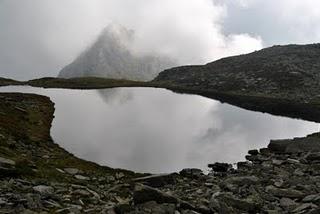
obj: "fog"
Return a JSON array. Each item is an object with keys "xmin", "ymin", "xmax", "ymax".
[
  {"xmin": 1, "ymin": 0, "xmax": 262, "ymax": 80},
  {"xmin": 1, "ymin": 0, "xmax": 320, "ymax": 80}
]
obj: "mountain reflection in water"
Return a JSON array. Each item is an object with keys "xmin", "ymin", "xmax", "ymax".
[{"xmin": 0, "ymin": 86, "xmax": 318, "ymax": 173}]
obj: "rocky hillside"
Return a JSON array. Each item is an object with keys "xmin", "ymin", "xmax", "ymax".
[
  {"xmin": 154, "ymin": 44, "xmax": 320, "ymax": 102},
  {"xmin": 59, "ymin": 24, "xmax": 176, "ymax": 81}
]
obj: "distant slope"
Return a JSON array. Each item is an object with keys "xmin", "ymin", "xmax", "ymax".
[
  {"xmin": 154, "ymin": 44, "xmax": 320, "ymax": 101},
  {"xmin": 59, "ymin": 24, "xmax": 176, "ymax": 81}
]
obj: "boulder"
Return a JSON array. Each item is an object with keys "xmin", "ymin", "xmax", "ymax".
[
  {"xmin": 279, "ymin": 197, "xmax": 298, "ymax": 210},
  {"xmin": 133, "ymin": 184, "xmax": 178, "ymax": 205},
  {"xmin": 248, "ymin": 150, "xmax": 259, "ymax": 155},
  {"xmin": 208, "ymin": 163, "xmax": 232, "ymax": 173},
  {"xmin": 179, "ymin": 169, "xmax": 203, "ymax": 179}
]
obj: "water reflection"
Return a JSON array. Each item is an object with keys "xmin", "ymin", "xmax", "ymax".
[{"xmin": 0, "ymin": 86, "xmax": 318, "ymax": 173}]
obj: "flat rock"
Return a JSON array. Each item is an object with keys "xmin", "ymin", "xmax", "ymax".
[
  {"xmin": 33, "ymin": 185, "xmax": 54, "ymax": 195},
  {"xmin": 0, "ymin": 157, "xmax": 15, "ymax": 166},
  {"xmin": 302, "ymin": 194, "xmax": 320, "ymax": 202},
  {"xmin": 292, "ymin": 203, "xmax": 318, "ymax": 213},
  {"xmin": 64, "ymin": 168, "xmax": 80, "ymax": 175},
  {"xmin": 75, "ymin": 175, "xmax": 90, "ymax": 181}
]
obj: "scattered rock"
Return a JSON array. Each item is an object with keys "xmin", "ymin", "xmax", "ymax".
[
  {"xmin": 225, "ymin": 176, "xmax": 259, "ymax": 186},
  {"xmin": 305, "ymin": 152, "xmax": 320, "ymax": 162},
  {"xmin": 292, "ymin": 203, "xmax": 318, "ymax": 213},
  {"xmin": 266, "ymin": 186, "xmax": 305, "ymax": 198},
  {"xmin": 64, "ymin": 168, "xmax": 80, "ymax": 175},
  {"xmin": 0, "ymin": 157, "xmax": 15, "ymax": 166},
  {"xmin": 74, "ymin": 175, "xmax": 90, "ymax": 181},
  {"xmin": 33, "ymin": 185, "xmax": 54, "ymax": 195}
]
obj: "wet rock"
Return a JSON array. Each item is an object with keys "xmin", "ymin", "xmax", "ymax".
[{"xmin": 133, "ymin": 174, "xmax": 176, "ymax": 187}]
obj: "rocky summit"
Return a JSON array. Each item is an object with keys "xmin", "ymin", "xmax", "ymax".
[{"xmin": 1, "ymin": 92, "xmax": 320, "ymax": 213}]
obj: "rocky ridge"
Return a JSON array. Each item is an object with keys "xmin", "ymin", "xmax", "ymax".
[{"xmin": 154, "ymin": 44, "xmax": 320, "ymax": 103}]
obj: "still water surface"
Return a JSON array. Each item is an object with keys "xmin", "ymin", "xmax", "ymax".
[{"xmin": 0, "ymin": 86, "xmax": 319, "ymax": 173}]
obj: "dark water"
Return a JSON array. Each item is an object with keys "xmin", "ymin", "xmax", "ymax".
[{"xmin": 0, "ymin": 86, "xmax": 318, "ymax": 173}]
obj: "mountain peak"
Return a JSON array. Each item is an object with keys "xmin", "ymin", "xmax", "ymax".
[{"xmin": 58, "ymin": 24, "xmax": 176, "ymax": 81}]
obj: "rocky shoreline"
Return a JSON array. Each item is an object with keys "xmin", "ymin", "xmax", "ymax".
[{"xmin": 0, "ymin": 92, "xmax": 320, "ymax": 213}]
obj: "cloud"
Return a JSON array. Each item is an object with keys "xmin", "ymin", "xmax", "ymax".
[
  {"xmin": 4, "ymin": 0, "xmax": 320, "ymax": 80},
  {"xmin": 0, "ymin": 0, "xmax": 262, "ymax": 80},
  {"xmin": 222, "ymin": 0, "xmax": 320, "ymax": 46}
]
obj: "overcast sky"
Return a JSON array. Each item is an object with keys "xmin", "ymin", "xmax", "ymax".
[{"xmin": 1, "ymin": 0, "xmax": 320, "ymax": 80}]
